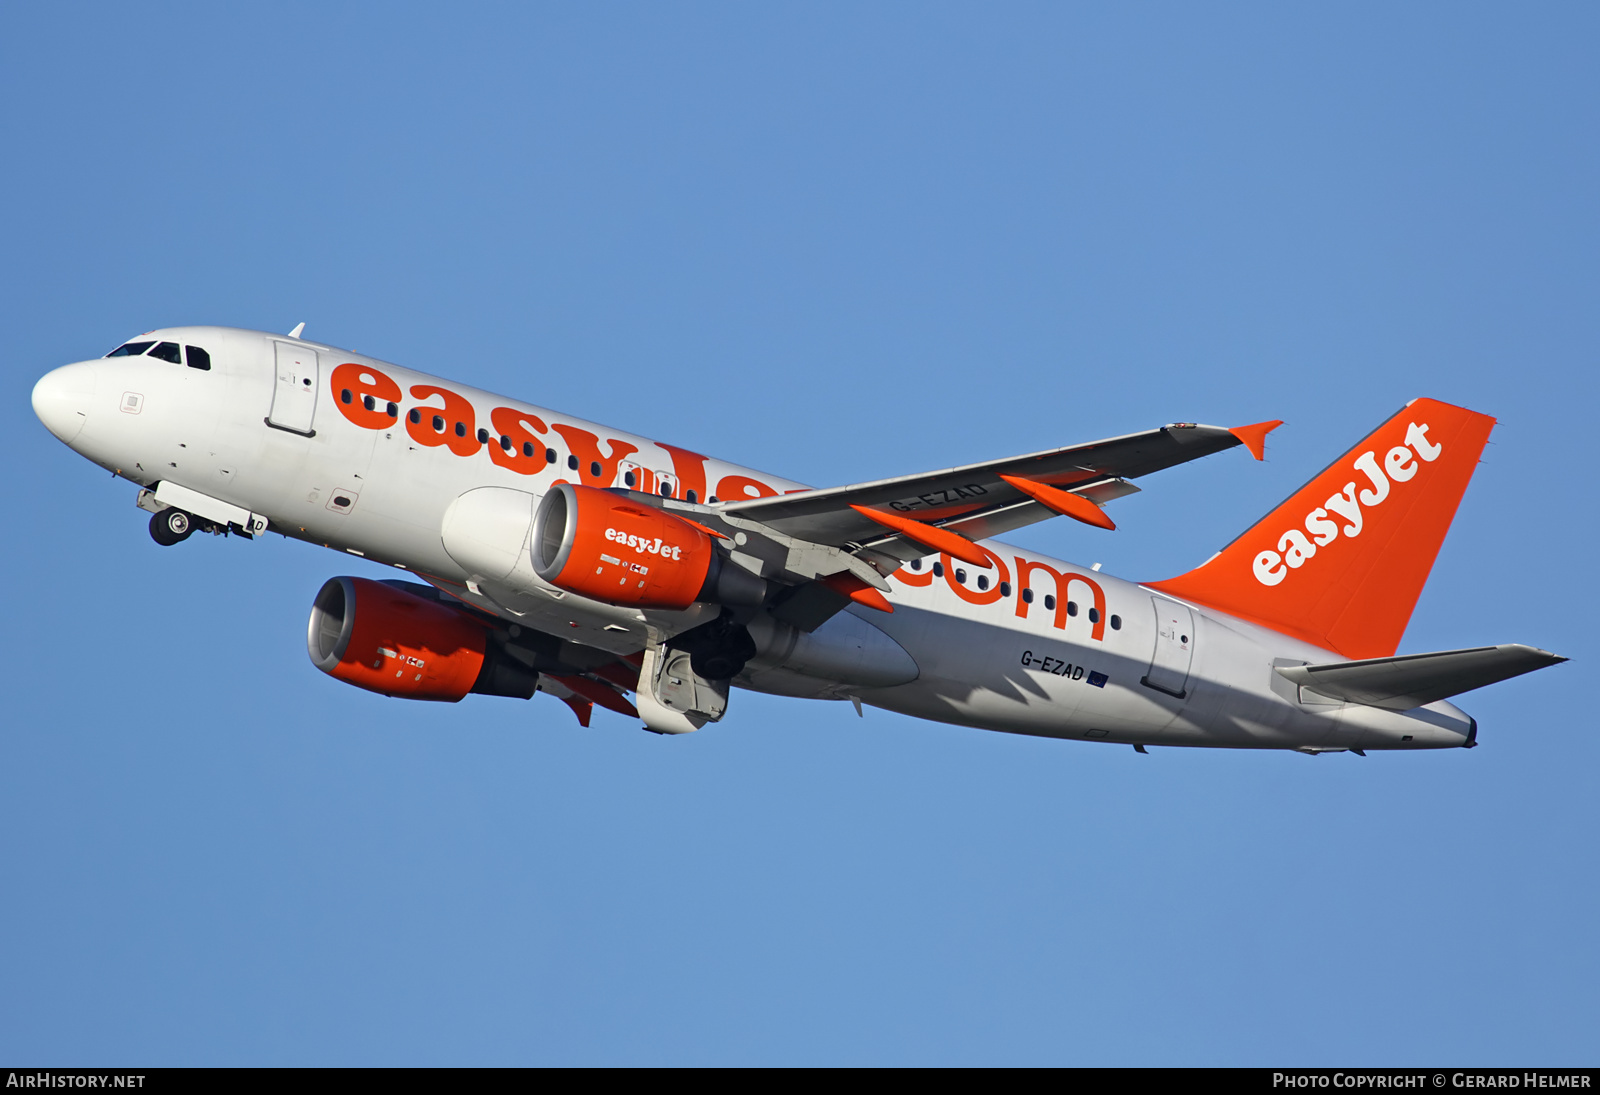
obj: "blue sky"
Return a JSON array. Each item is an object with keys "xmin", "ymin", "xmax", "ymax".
[{"xmin": 2, "ymin": 2, "xmax": 1595, "ymax": 1065}]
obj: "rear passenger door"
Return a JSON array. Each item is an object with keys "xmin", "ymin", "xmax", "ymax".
[{"xmin": 1141, "ymin": 597, "xmax": 1195, "ymax": 698}]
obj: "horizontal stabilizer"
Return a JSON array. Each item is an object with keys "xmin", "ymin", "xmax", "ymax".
[{"xmin": 1275, "ymin": 644, "xmax": 1566, "ymax": 711}]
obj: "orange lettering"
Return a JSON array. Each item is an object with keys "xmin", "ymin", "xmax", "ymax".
[
  {"xmin": 406, "ymin": 385, "xmax": 481, "ymax": 457},
  {"xmin": 1014, "ymin": 558, "xmax": 1107, "ymax": 639},
  {"xmin": 891, "ymin": 561, "xmax": 935, "ymax": 587},
  {"xmin": 551, "ymin": 425, "xmax": 638, "ymax": 487},
  {"xmin": 329, "ymin": 363, "xmax": 401, "ymax": 430},
  {"xmin": 488, "ymin": 407, "xmax": 551, "ymax": 476},
  {"xmin": 716, "ymin": 475, "xmax": 778, "ymax": 501},
  {"xmin": 942, "ymin": 548, "xmax": 1011, "ymax": 605},
  {"xmin": 657, "ymin": 444, "xmax": 709, "ymax": 503}
]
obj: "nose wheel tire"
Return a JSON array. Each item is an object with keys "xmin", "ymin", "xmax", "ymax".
[{"xmin": 149, "ymin": 508, "xmax": 194, "ymax": 546}]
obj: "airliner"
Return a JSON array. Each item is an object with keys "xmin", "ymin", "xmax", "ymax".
[{"xmin": 30, "ymin": 325, "xmax": 1564, "ymax": 750}]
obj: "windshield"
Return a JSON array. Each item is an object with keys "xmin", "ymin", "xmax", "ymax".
[{"xmin": 106, "ymin": 341, "xmax": 155, "ymax": 357}]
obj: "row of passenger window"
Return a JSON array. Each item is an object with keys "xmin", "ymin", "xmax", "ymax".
[
  {"xmin": 338, "ymin": 387, "xmax": 704, "ymax": 500},
  {"xmin": 907, "ymin": 557, "xmax": 1123, "ymax": 629},
  {"xmin": 106, "ymin": 340, "xmax": 212, "ymax": 370}
]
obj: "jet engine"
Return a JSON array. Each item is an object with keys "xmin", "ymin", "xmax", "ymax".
[
  {"xmin": 306, "ymin": 576, "xmax": 538, "ymax": 701},
  {"xmin": 531, "ymin": 483, "xmax": 767, "ymax": 610}
]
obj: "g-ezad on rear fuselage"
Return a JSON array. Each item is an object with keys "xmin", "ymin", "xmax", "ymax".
[{"xmin": 32, "ymin": 326, "xmax": 1564, "ymax": 751}]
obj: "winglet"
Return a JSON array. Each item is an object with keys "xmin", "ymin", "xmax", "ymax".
[
  {"xmin": 1228, "ymin": 420, "xmax": 1283, "ymax": 461},
  {"xmin": 998, "ymin": 474, "xmax": 1116, "ymax": 530}
]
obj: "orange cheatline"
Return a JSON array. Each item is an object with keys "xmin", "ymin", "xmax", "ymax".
[
  {"xmin": 848, "ymin": 505, "xmax": 993, "ymax": 569},
  {"xmin": 998, "ymin": 474, "xmax": 1116, "ymax": 531},
  {"xmin": 821, "ymin": 572, "xmax": 893, "ymax": 613},
  {"xmin": 1227, "ymin": 419, "xmax": 1284, "ymax": 461},
  {"xmin": 551, "ymin": 674, "xmax": 640, "ymax": 719}
]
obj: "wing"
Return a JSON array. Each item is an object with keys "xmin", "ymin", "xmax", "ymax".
[
  {"xmin": 719, "ymin": 421, "xmax": 1275, "ymax": 562},
  {"xmin": 422, "ymin": 420, "xmax": 1279, "ymax": 641}
]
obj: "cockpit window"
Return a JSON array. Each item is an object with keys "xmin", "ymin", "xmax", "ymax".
[
  {"xmin": 185, "ymin": 345, "xmax": 211, "ymax": 371},
  {"xmin": 106, "ymin": 341, "xmax": 156, "ymax": 357},
  {"xmin": 149, "ymin": 342, "xmax": 183, "ymax": 364}
]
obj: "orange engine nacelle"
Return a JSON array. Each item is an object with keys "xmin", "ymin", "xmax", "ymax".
[
  {"xmin": 307, "ymin": 576, "xmax": 492, "ymax": 701},
  {"xmin": 531, "ymin": 483, "xmax": 718, "ymax": 610}
]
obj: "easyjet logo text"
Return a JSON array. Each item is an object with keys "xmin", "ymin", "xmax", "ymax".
[
  {"xmin": 327, "ymin": 362, "xmax": 785, "ymax": 503},
  {"xmin": 605, "ymin": 528, "xmax": 685, "ymax": 561},
  {"xmin": 893, "ymin": 548, "xmax": 1108, "ymax": 641},
  {"xmin": 1253, "ymin": 421, "xmax": 1443, "ymax": 587}
]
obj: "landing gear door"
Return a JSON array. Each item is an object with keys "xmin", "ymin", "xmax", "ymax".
[
  {"xmin": 1141, "ymin": 597, "xmax": 1195, "ymax": 698},
  {"xmin": 268, "ymin": 342, "xmax": 319, "ymax": 436}
]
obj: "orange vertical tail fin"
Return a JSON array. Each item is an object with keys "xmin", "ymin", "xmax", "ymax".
[{"xmin": 1147, "ymin": 398, "xmax": 1495, "ymax": 659}]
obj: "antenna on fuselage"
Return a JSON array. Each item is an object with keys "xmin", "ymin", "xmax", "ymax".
[{"xmin": 287, "ymin": 322, "xmax": 306, "ymax": 339}]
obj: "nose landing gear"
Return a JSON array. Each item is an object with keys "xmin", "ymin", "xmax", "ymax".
[{"xmin": 149, "ymin": 508, "xmax": 194, "ymax": 546}]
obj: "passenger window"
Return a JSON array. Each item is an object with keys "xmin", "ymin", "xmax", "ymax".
[
  {"xmin": 1088, "ymin": 607, "xmax": 1100, "ymax": 624},
  {"xmin": 977, "ymin": 574, "xmax": 989, "ymax": 591},
  {"xmin": 476, "ymin": 428, "xmax": 490, "ymax": 443},
  {"xmin": 624, "ymin": 471, "xmax": 636, "ymax": 487},
  {"xmin": 909, "ymin": 559, "xmax": 922, "ymax": 571},
  {"xmin": 955, "ymin": 568, "xmax": 967, "ymax": 584},
  {"xmin": 590, "ymin": 461, "xmax": 602, "ymax": 478},
  {"xmin": 409, "ymin": 409, "xmax": 421, "ymax": 424},
  {"xmin": 685, "ymin": 490, "xmax": 698, "ymax": 504},
  {"xmin": 455, "ymin": 422, "xmax": 467, "ymax": 437},
  {"xmin": 932, "ymin": 562, "xmax": 944, "ymax": 578},
  {"xmin": 546, "ymin": 448, "xmax": 557, "ymax": 464},
  {"xmin": 1044, "ymin": 595, "xmax": 1056, "ymax": 610},
  {"xmin": 1110, "ymin": 614, "xmax": 1122, "ymax": 630},
  {"xmin": 1067, "ymin": 601, "xmax": 1078, "ymax": 617},
  {"xmin": 184, "ymin": 345, "xmax": 211, "ymax": 370},
  {"xmin": 999, "ymin": 581, "xmax": 1011, "ymax": 597},
  {"xmin": 340, "ymin": 389, "xmax": 353, "ymax": 404},
  {"xmin": 522, "ymin": 442, "xmax": 535, "ymax": 458},
  {"xmin": 387, "ymin": 402, "xmax": 398, "ymax": 418},
  {"xmin": 106, "ymin": 341, "xmax": 155, "ymax": 357},
  {"xmin": 432, "ymin": 415, "xmax": 445, "ymax": 431},
  {"xmin": 567, "ymin": 455, "xmax": 578, "ymax": 470},
  {"xmin": 659, "ymin": 482, "xmax": 672, "ymax": 497},
  {"xmin": 363, "ymin": 395, "xmax": 376, "ymax": 411},
  {"xmin": 1022, "ymin": 588, "xmax": 1034, "ymax": 604},
  {"xmin": 149, "ymin": 342, "xmax": 182, "ymax": 364},
  {"xmin": 499, "ymin": 435, "xmax": 511, "ymax": 451}
]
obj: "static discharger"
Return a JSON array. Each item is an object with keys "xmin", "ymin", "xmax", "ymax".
[
  {"xmin": 998, "ymin": 474, "xmax": 1116, "ymax": 531},
  {"xmin": 849, "ymin": 505, "xmax": 992, "ymax": 569}
]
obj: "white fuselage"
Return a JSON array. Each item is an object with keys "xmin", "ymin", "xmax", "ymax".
[{"xmin": 33, "ymin": 326, "xmax": 1474, "ymax": 752}]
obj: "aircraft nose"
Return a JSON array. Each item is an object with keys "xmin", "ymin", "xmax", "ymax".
[{"xmin": 32, "ymin": 362, "xmax": 96, "ymax": 443}]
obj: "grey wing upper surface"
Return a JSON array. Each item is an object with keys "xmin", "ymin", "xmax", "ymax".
[{"xmin": 718, "ymin": 422, "xmax": 1249, "ymax": 561}]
